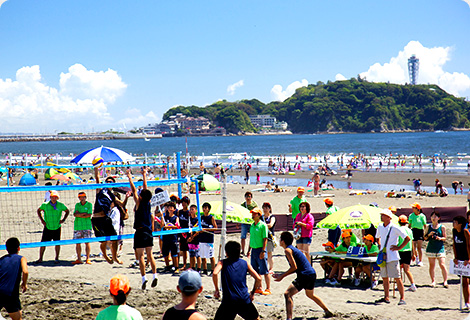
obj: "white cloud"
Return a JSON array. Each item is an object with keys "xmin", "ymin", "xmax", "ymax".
[
  {"xmin": 0, "ymin": 64, "xmax": 128, "ymax": 133},
  {"xmin": 335, "ymin": 73, "xmax": 347, "ymax": 81},
  {"xmin": 0, "ymin": 0, "xmax": 7, "ymax": 9},
  {"xmin": 271, "ymin": 79, "xmax": 308, "ymax": 102},
  {"xmin": 227, "ymin": 80, "xmax": 244, "ymax": 95},
  {"xmin": 117, "ymin": 108, "xmax": 160, "ymax": 131},
  {"xmin": 360, "ymin": 40, "xmax": 470, "ymax": 97},
  {"xmin": 463, "ymin": 0, "xmax": 470, "ymax": 9}
]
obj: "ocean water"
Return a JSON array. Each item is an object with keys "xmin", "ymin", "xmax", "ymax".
[{"xmin": 1, "ymin": 131, "xmax": 469, "ymax": 157}]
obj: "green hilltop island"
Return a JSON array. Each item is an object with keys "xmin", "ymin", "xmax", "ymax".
[{"xmin": 145, "ymin": 78, "xmax": 470, "ymax": 136}]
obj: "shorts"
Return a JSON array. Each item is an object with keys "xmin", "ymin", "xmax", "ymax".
[
  {"xmin": 199, "ymin": 243, "xmax": 214, "ymax": 259},
  {"xmin": 162, "ymin": 241, "xmax": 179, "ymax": 257},
  {"xmin": 380, "ymin": 260, "xmax": 401, "ymax": 279},
  {"xmin": 92, "ymin": 216, "xmax": 117, "ymax": 240},
  {"xmin": 41, "ymin": 227, "xmax": 61, "ymax": 242},
  {"xmin": 73, "ymin": 229, "xmax": 93, "ymax": 240},
  {"xmin": 266, "ymin": 240, "xmax": 274, "ymax": 253},
  {"xmin": 214, "ymin": 300, "xmax": 259, "ymax": 320},
  {"xmin": 188, "ymin": 244, "xmax": 200, "ymax": 258},
  {"xmin": 0, "ymin": 292, "xmax": 21, "ymax": 313},
  {"xmin": 412, "ymin": 228, "xmax": 424, "ymax": 241},
  {"xmin": 399, "ymin": 251, "xmax": 412, "ymax": 265},
  {"xmin": 292, "ymin": 273, "xmax": 316, "ymax": 291},
  {"xmin": 179, "ymin": 234, "xmax": 189, "ymax": 251},
  {"xmin": 133, "ymin": 229, "xmax": 153, "ymax": 249},
  {"xmin": 250, "ymin": 248, "xmax": 268, "ymax": 275},
  {"xmin": 425, "ymin": 251, "xmax": 446, "ymax": 258},
  {"xmin": 296, "ymin": 236, "xmax": 312, "ymax": 244},
  {"xmin": 241, "ymin": 224, "xmax": 250, "ymax": 240}
]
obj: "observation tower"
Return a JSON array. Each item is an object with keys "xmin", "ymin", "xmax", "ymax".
[{"xmin": 408, "ymin": 55, "xmax": 419, "ymax": 85}]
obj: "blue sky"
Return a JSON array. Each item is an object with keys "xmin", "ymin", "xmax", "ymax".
[{"xmin": 0, "ymin": 0, "xmax": 469, "ymax": 133}]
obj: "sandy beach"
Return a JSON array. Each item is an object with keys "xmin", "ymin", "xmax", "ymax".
[{"xmin": 2, "ymin": 169, "xmax": 470, "ymax": 320}]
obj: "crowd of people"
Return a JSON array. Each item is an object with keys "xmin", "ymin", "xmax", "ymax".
[{"xmin": 2, "ymin": 168, "xmax": 470, "ymax": 319}]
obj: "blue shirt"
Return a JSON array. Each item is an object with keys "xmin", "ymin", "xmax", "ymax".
[
  {"xmin": 178, "ymin": 209, "xmax": 190, "ymax": 229},
  {"xmin": 134, "ymin": 200, "xmax": 152, "ymax": 232},
  {"xmin": 162, "ymin": 214, "xmax": 178, "ymax": 243},
  {"xmin": 199, "ymin": 214, "xmax": 214, "ymax": 244},
  {"xmin": 0, "ymin": 254, "xmax": 22, "ymax": 296},
  {"xmin": 221, "ymin": 258, "xmax": 250, "ymax": 304},
  {"xmin": 287, "ymin": 245, "xmax": 316, "ymax": 277}
]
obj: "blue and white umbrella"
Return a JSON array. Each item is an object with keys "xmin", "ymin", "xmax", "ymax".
[{"xmin": 70, "ymin": 146, "xmax": 134, "ymax": 164}]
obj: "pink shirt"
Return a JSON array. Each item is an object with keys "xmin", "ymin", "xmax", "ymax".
[{"xmin": 294, "ymin": 212, "xmax": 314, "ymax": 238}]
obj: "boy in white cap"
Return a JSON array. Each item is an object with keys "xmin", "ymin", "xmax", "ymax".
[{"xmin": 162, "ymin": 270, "xmax": 206, "ymax": 320}]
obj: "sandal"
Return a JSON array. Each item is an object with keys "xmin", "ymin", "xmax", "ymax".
[{"xmin": 375, "ymin": 297, "xmax": 390, "ymax": 304}]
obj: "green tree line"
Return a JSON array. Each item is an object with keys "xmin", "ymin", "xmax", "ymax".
[{"xmin": 163, "ymin": 79, "xmax": 470, "ymax": 134}]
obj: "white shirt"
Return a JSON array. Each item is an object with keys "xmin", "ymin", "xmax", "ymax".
[
  {"xmin": 376, "ymin": 223, "xmax": 407, "ymax": 262},
  {"xmin": 109, "ymin": 207, "xmax": 121, "ymax": 234}
]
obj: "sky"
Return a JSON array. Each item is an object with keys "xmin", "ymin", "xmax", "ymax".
[{"xmin": 0, "ymin": 0, "xmax": 469, "ymax": 133}]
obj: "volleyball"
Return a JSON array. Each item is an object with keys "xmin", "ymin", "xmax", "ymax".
[{"xmin": 92, "ymin": 156, "xmax": 104, "ymax": 168}]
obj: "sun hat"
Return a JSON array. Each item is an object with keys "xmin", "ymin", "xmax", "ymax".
[
  {"xmin": 380, "ymin": 209, "xmax": 394, "ymax": 218},
  {"xmin": 388, "ymin": 205, "xmax": 397, "ymax": 212},
  {"xmin": 341, "ymin": 231, "xmax": 352, "ymax": 238},
  {"xmin": 250, "ymin": 208, "xmax": 263, "ymax": 216},
  {"xmin": 178, "ymin": 270, "xmax": 202, "ymax": 294},
  {"xmin": 50, "ymin": 190, "xmax": 59, "ymax": 199},
  {"xmin": 411, "ymin": 202, "xmax": 422, "ymax": 210},
  {"xmin": 110, "ymin": 274, "xmax": 130, "ymax": 295},
  {"xmin": 363, "ymin": 234, "xmax": 374, "ymax": 242},
  {"xmin": 297, "ymin": 186, "xmax": 305, "ymax": 192},
  {"xmin": 398, "ymin": 215, "xmax": 408, "ymax": 223},
  {"xmin": 322, "ymin": 241, "xmax": 336, "ymax": 249},
  {"xmin": 324, "ymin": 198, "xmax": 333, "ymax": 205}
]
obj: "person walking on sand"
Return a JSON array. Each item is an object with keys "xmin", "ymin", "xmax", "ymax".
[
  {"xmin": 274, "ymin": 231, "xmax": 334, "ymax": 319},
  {"xmin": 452, "ymin": 216, "xmax": 470, "ymax": 309},
  {"xmin": 96, "ymin": 274, "xmax": 142, "ymax": 320},
  {"xmin": 424, "ymin": 211, "xmax": 448, "ymax": 288},
  {"xmin": 261, "ymin": 202, "xmax": 276, "ymax": 272},
  {"xmin": 288, "ymin": 187, "xmax": 306, "ymax": 221},
  {"xmin": 162, "ymin": 270, "xmax": 207, "ymax": 320},
  {"xmin": 126, "ymin": 169, "xmax": 158, "ymax": 290},
  {"xmin": 294, "ymin": 202, "xmax": 314, "ymax": 260},
  {"xmin": 247, "ymin": 208, "xmax": 271, "ymax": 295},
  {"xmin": 0, "ymin": 238, "xmax": 28, "ymax": 320},
  {"xmin": 212, "ymin": 241, "xmax": 262, "ymax": 320},
  {"xmin": 375, "ymin": 209, "xmax": 410, "ymax": 306},
  {"xmin": 409, "ymin": 202, "xmax": 426, "ymax": 266},
  {"xmin": 36, "ymin": 190, "xmax": 70, "ymax": 264},
  {"xmin": 72, "ymin": 192, "xmax": 93, "ymax": 265}
]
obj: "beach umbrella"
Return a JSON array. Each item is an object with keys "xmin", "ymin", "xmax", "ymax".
[
  {"xmin": 44, "ymin": 168, "xmax": 60, "ymax": 180},
  {"xmin": 51, "ymin": 174, "xmax": 71, "ymax": 181},
  {"xmin": 196, "ymin": 174, "xmax": 220, "ymax": 191},
  {"xmin": 19, "ymin": 173, "xmax": 37, "ymax": 186},
  {"xmin": 316, "ymin": 204, "xmax": 398, "ymax": 230},
  {"xmin": 202, "ymin": 201, "xmax": 253, "ymax": 224},
  {"xmin": 70, "ymin": 146, "xmax": 134, "ymax": 164},
  {"xmin": 64, "ymin": 172, "xmax": 81, "ymax": 181}
]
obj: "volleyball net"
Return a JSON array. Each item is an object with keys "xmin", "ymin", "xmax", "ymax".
[{"xmin": 0, "ymin": 163, "xmax": 202, "ymax": 251}]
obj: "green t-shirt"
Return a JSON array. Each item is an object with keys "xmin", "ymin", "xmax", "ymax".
[
  {"xmin": 241, "ymin": 200, "xmax": 258, "ymax": 211},
  {"xmin": 365, "ymin": 244, "xmax": 379, "ymax": 255},
  {"xmin": 95, "ymin": 305, "xmax": 143, "ymax": 320},
  {"xmin": 326, "ymin": 206, "xmax": 339, "ymax": 216},
  {"xmin": 409, "ymin": 213, "xmax": 427, "ymax": 229},
  {"xmin": 249, "ymin": 220, "xmax": 268, "ymax": 249},
  {"xmin": 39, "ymin": 201, "xmax": 68, "ymax": 230},
  {"xmin": 398, "ymin": 226, "xmax": 413, "ymax": 252},
  {"xmin": 74, "ymin": 201, "xmax": 93, "ymax": 231},
  {"xmin": 290, "ymin": 196, "xmax": 306, "ymax": 219}
]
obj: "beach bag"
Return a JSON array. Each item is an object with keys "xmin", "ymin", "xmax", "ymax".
[
  {"xmin": 376, "ymin": 249, "xmax": 387, "ymax": 268},
  {"xmin": 376, "ymin": 228, "xmax": 392, "ymax": 268},
  {"xmin": 293, "ymin": 227, "xmax": 302, "ymax": 240}
]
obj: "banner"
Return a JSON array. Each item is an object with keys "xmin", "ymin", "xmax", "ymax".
[{"xmin": 151, "ymin": 190, "xmax": 170, "ymax": 207}]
